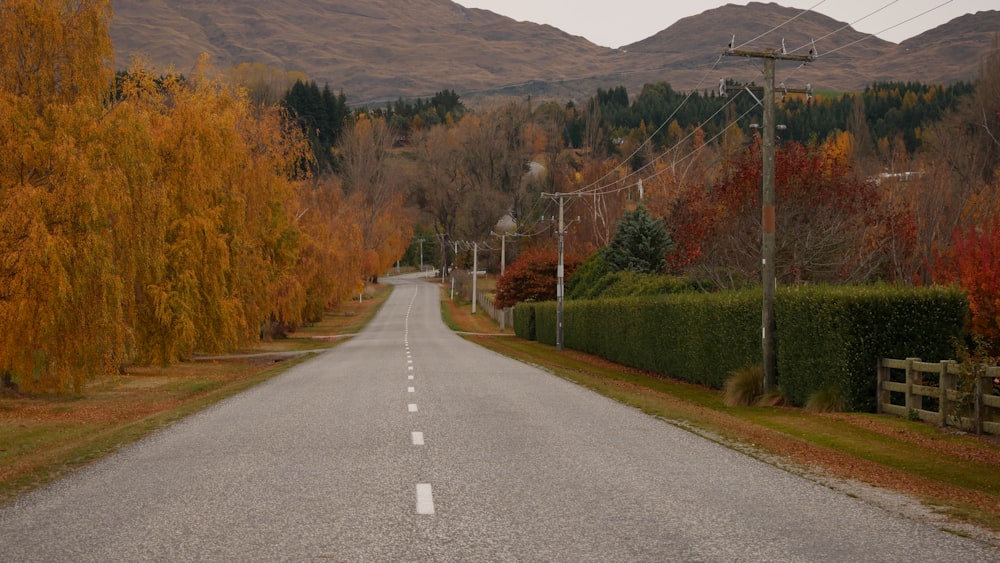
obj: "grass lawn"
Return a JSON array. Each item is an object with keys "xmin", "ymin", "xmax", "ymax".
[
  {"xmin": 441, "ymin": 283, "xmax": 1000, "ymax": 538},
  {"xmin": 0, "ymin": 284, "xmax": 392, "ymax": 506}
]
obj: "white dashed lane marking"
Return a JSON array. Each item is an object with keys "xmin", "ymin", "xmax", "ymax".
[
  {"xmin": 408, "ymin": 403, "xmax": 418, "ymax": 413},
  {"xmin": 411, "ymin": 431, "xmax": 424, "ymax": 445},
  {"xmin": 416, "ymin": 484, "xmax": 435, "ymax": 515}
]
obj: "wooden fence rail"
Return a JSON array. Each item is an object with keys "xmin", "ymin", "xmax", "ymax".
[
  {"xmin": 877, "ymin": 358, "xmax": 1000, "ymax": 434},
  {"xmin": 476, "ymin": 291, "xmax": 514, "ymax": 331}
]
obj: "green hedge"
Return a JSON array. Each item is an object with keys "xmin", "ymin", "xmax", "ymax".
[
  {"xmin": 537, "ymin": 291, "xmax": 761, "ymax": 389},
  {"xmin": 514, "ymin": 285, "xmax": 968, "ymax": 412},
  {"xmin": 513, "ymin": 302, "xmax": 536, "ymax": 341},
  {"xmin": 775, "ymin": 285, "xmax": 967, "ymax": 411}
]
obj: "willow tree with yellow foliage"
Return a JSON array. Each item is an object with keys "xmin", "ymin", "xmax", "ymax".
[
  {"xmin": 0, "ymin": 0, "xmax": 371, "ymax": 393},
  {"xmin": 0, "ymin": 0, "xmax": 126, "ymax": 393}
]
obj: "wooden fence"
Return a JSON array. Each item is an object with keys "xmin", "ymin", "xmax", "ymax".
[
  {"xmin": 877, "ymin": 358, "xmax": 1000, "ymax": 435},
  {"xmin": 476, "ymin": 291, "xmax": 514, "ymax": 331}
]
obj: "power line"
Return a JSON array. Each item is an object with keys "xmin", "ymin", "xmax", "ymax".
[
  {"xmin": 817, "ymin": 0, "xmax": 956, "ymax": 59},
  {"xmin": 568, "ymin": 54, "xmax": 728, "ymax": 196},
  {"xmin": 734, "ymin": 0, "xmax": 827, "ymax": 50},
  {"xmin": 788, "ymin": 0, "xmax": 901, "ymax": 55},
  {"xmin": 582, "ymin": 88, "xmax": 752, "ymax": 197}
]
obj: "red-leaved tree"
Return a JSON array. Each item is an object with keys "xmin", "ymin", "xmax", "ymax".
[
  {"xmin": 933, "ymin": 219, "xmax": 1000, "ymax": 354},
  {"xmin": 668, "ymin": 138, "xmax": 914, "ymax": 287},
  {"xmin": 494, "ymin": 246, "xmax": 581, "ymax": 308}
]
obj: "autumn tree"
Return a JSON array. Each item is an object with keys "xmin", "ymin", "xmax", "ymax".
[
  {"xmin": 411, "ymin": 122, "xmax": 468, "ymax": 274},
  {"xmin": 339, "ymin": 114, "xmax": 413, "ymax": 281},
  {"xmin": 228, "ymin": 62, "xmax": 309, "ymax": 107},
  {"xmin": 933, "ymin": 220, "xmax": 1000, "ymax": 354},
  {"xmin": 494, "ymin": 246, "xmax": 581, "ymax": 309},
  {"xmin": 0, "ymin": 0, "xmax": 128, "ymax": 393},
  {"xmin": 675, "ymin": 138, "xmax": 908, "ymax": 288},
  {"xmin": 111, "ymin": 61, "xmax": 306, "ymax": 364},
  {"xmin": 270, "ymin": 177, "xmax": 365, "ymax": 333}
]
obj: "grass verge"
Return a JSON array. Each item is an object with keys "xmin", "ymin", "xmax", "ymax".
[
  {"xmin": 0, "ymin": 284, "xmax": 392, "ymax": 506},
  {"xmin": 440, "ymin": 284, "xmax": 1000, "ymax": 536}
]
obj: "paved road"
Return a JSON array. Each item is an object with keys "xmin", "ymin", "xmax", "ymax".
[{"xmin": 1, "ymin": 273, "xmax": 996, "ymax": 561}]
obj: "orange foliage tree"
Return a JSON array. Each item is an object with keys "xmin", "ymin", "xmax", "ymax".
[
  {"xmin": 933, "ymin": 220, "xmax": 1000, "ymax": 354},
  {"xmin": 340, "ymin": 115, "xmax": 413, "ymax": 281},
  {"xmin": 669, "ymin": 138, "xmax": 914, "ymax": 287},
  {"xmin": 0, "ymin": 2, "xmax": 364, "ymax": 392},
  {"xmin": 0, "ymin": 0, "xmax": 126, "ymax": 392}
]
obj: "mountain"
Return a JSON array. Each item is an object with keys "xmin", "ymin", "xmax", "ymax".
[
  {"xmin": 109, "ymin": 0, "xmax": 619, "ymax": 104},
  {"xmin": 895, "ymin": 11, "xmax": 1000, "ymax": 86},
  {"xmin": 109, "ymin": 1, "xmax": 998, "ymax": 104}
]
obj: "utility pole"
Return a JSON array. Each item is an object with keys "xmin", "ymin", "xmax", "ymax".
[
  {"xmin": 491, "ymin": 231, "xmax": 510, "ymax": 276},
  {"xmin": 499, "ymin": 232, "xmax": 506, "ymax": 277},
  {"xmin": 471, "ymin": 241, "xmax": 478, "ymax": 315},
  {"xmin": 439, "ymin": 233, "xmax": 447, "ymax": 283},
  {"xmin": 723, "ymin": 42, "xmax": 815, "ymax": 394},
  {"xmin": 416, "ymin": 237, "xmax": 425, "ymax": 273},
  {"xmin": 541, "ymin": 193, "xmax": 571, "ymax": 351}
]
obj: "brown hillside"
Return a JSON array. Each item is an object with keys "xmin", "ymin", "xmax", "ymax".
[
  {"xmin": 110, "ymin": 0, "xmax": 620, "ymax": 104},
  {"xmin": 109, "ymin": 1, "xmax": 998, "ymax": 104}
]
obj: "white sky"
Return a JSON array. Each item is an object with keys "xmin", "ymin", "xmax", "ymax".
[{"xmin": 454, "ymin": 0, "xmax": 998, "ymax": 48}]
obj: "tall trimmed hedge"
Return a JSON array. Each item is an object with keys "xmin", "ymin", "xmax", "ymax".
[
  {"xmin": 513, "ymin": 285, "xmax": 968, "ymax": 412},
  {"xmin": 775, "ymin": 285, "xmax": 967, "ymax": 411},
  {"xmin": 513, "ymin": 302, "xmax": 536, "ymax": 341},
  {"xmin": 533, "ymin": 291, "xmax": 761, "ymax": 389}
]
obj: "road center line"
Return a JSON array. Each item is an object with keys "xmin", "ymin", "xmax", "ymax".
[
  {"xmin": 416, "ymin": 483, "xmax": 435, "ymax": 514},
  {"xmin": 411, "ymin": 431, "xmax": 424, "ymax": 445}
]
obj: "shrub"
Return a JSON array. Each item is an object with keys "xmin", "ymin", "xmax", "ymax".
[
  {"xmin": 724, "ymin": 365, "xmax": 764, "ymax": 406},
  {"xmin": 495, "ymin": 247, "xmax": 581, "ymax": 309},
  {"xmin": 567, "ymin": 252, "xmax": 704, "ymax": 301},
  {"xmin": 804, "ymin": 386, "xmax": 845, "ymax": 413}
]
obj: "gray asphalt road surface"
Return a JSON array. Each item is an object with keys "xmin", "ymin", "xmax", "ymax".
[{"xmin": 1, "ymin": 273, "xmax": 996, "ymax": 561}]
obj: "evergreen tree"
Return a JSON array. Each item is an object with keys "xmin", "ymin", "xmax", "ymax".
[{"xmin": 603, "ymin": 204, "xmax": 672, "ymax": 274}]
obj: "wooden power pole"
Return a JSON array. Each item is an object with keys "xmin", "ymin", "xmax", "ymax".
[{"xmin": 723, "ymin": 43, "xmax": 815, "ymax": 394}]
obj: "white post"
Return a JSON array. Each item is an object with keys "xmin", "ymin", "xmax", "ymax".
[
  {"xmin": 501, "ymin": 233, "xmax": 506, "ymax": 277},
  {"xmin": 472, "ymin": 242, "xmax": 478, "ymax": 315}
]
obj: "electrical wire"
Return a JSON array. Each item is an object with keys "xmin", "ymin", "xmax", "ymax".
[
  {"xmin": 735, "ymin": 0, "xmax": 827, "ymax": 50},
  {"xmin": 817, "ymin": 0, "xmax": 955, "ymax": 59},
  {"xmin": 787, "ymin": 0, "xmax": 901, "ymax": 55},
  {"xmin": 567, "ymin": 53, "xmax": 727, "ymax": 196},
  {"xmin": 468, "ymin": 1, "xmax": 962, "ymax": 218},
  {"xmin": 582, "ymin": 89, "xmax": 753, "ymax": 197}
]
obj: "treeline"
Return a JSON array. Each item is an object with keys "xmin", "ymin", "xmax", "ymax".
[
  {"xmin": 280, "ymin": 82, "xmax": 466, "ymax": 174},
  {"xmin": 575, "ymin": 80, "xmax": 974, "ymax": 156}
]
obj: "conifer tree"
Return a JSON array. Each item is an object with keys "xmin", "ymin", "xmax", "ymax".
[{"xmin": 602, "ymin": 204, "xmax": 672, "ymax": 275}]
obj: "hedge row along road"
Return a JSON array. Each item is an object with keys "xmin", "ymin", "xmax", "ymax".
[{"xmin": 0, "ymin": 272, "xmax": 995, "ymax": 560}]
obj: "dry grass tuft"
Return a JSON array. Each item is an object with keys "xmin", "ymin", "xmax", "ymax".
[
  {"xmin": 805, "ymin": 386, "xmax": 846, "ymax": 413},
  {"xmin": 724, "ymin": 365, "xmax": 764, "ymax": 407}
]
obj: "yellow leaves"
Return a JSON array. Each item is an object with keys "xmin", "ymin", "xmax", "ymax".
[
  {"xmin": 822, "ymin": 130, "xmax": 855, "ymax": 170},
  {"xmin": 0, "ymin": 0, "xmax": 113, "ymax": 107},
  {"xmin": 1, "ymin": 2, "xmax": 416, "ymax": 392}
]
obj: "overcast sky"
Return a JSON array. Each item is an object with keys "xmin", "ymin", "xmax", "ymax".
[{"xmin": 454, "ymin": 0, "xmax": 997, "ymax": 48}]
